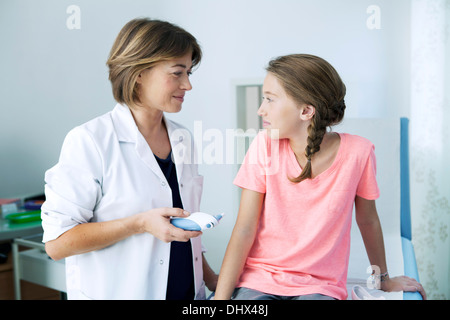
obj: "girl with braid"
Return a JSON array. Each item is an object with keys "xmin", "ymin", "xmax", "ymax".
[{"xmin": 214, "ymin": 54, "xmax": 426, "ymax": 300}]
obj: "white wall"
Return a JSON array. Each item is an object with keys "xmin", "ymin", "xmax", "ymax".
[{"xmin": 0, "ymin": 0, "xmax": 413, "ymax": 283}]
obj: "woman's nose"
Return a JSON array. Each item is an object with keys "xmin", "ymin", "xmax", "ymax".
[{"xmin": 181, "ymin": 76, "xmax": 192, "ymax": 91}]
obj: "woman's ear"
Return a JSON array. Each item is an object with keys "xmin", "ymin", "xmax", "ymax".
[
  {"xmin": 136, "ymin": 68, "xmax": 150, "ymax": 85},
  {"xmin": 299, "ymin": 104, "xmax": 315, "ymax": 120},
  {"xmin": 136, "ymin": 72, "xmax": 143, "ymax": 85}
]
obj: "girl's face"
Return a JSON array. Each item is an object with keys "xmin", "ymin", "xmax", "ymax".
[
  {"xmin": 258, "ymin": 73, "xmax": 309, "ymax": 139},
  {"xmin": 136, "ymin": 52, "xmax": 193, "ymax": 113}
]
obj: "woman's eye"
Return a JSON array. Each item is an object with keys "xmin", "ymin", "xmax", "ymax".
[{"xmin": 173, "ymin": 71, "xmax": 192, "ymax": 77}]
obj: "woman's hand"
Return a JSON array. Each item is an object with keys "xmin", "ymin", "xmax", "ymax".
[
  {"xmin": 381, "ymin": 275, "xmax": 427, "ymax": 300},
  {"xmin": 135, "ymin": 207, "xmax": 202, "ymax": 242},
  {"xmin": 206, "ymin": 274, "xmax": 219, "ymax": 292},
  {"xmin": 202, "ymin": 253, "xmax": 219, "ymax": 292}
]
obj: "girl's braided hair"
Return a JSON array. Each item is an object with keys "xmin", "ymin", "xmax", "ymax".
[{"xmin": 266, "ymin": 54, "xmax": 346, "ymax": 183}]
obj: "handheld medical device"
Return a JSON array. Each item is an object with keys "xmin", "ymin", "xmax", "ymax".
[{"xmin": 171, "ymin": 212, "xmax": 224, "ymax": 231}]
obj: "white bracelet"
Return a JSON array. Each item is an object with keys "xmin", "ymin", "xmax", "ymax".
[{"xmin": 370, "ymin": 271, "xmax": 389, "ymax": 282}]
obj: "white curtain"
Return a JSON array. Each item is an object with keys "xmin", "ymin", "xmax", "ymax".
[{"xmin": 410, "ymin": 0, "xmax": 450, "ymax": 300}]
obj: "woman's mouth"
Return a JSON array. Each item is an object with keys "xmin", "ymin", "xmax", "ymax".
[
  {"xmin": 262, "ymin": 120, "xmax": 271, "ymax": 127},
  {"xmin": 173, "ymin": 95, "xmax": 185, "ymax": 102}
]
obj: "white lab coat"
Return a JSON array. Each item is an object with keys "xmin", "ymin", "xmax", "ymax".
[{"xmin": 41, "ymin": 103, "xmax": 205, "ymax": 300}]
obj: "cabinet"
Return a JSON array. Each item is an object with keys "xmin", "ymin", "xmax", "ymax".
[{"xmin": 0, "ymin": 241, "xmax": 62, "ymax": 300}]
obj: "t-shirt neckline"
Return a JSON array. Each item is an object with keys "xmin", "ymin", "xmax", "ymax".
[{"xmin": 286, "ymin": 132, "xmax": 345, "ymax": 182}]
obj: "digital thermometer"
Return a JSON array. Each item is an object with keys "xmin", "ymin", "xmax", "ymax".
[{"xmin": 171, "ymin": 212, "xmax": 224, "ymax": 231}]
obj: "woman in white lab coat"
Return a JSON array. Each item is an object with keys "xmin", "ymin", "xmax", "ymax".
[{"xmin": 41, "ymin": 18, "xmax": 217, "ymax": 299}]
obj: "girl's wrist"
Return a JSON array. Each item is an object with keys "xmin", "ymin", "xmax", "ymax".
[
  {"xmin": 380, "ymin": 271, "xmax": 389, "ymax": 282},
  {"xmin": 369, "ymin": 270, "xmax": 389, "ymax": 289}
]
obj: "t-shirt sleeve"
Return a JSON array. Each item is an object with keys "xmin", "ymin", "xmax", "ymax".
[
  {"xmin": 356, "ymin": 143, "xmax": 380, "ymax": 200},
  {"xmin": 233, "ymin": 131, "xmax": 269, "ymax": 193}
]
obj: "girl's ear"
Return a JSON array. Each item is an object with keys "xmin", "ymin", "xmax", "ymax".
[{"xmin": 300, "ymin": 104, "xmax": 315, "ymax": 120}]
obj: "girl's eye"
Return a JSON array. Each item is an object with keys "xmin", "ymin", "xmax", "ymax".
[{"xmin": 263, "ymin": 96, "xmax": 273, "ymax": 102}]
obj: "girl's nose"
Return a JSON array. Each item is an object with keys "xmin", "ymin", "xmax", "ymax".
[{"xmin": 257, "ymin": 102, "xmax": 266, "ymax": 117}]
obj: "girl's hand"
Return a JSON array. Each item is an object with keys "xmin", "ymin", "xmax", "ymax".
[
  {"xmin": 381, "ymin": 275, "xmax": 427, "ymax": 300},
  {"xmin": 136, "ymin": 208, "xmax": 202, "ymax": 242}
]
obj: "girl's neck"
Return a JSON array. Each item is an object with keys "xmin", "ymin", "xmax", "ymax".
[
  {"xmin": 289, "ymin": 131, "xmax": 335, "ymax": 166},
  {"xmin": 288, "ymin": 127, "xmax": 310, "ymax": 162}
]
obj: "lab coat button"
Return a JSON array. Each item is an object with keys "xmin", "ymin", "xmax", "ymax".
[
  {"xmin": 180, "ymin": 183, "xmax": 184, "ymax": 188},
  {"xmin": 161, "ymin": 181, "xmax": 166, "ymax": 187},
  {"xmin": 159, "ymin": 259, "xmax": 164, "ymax": 265}
]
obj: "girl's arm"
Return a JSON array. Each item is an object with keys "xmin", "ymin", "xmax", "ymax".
[
  {"xmin": 214, "ymin": 189, "xmax": 265, "ymax": 300},
  {"xmin": 355, "ymin": 196, "xmax": 426, "ymax": 299}
]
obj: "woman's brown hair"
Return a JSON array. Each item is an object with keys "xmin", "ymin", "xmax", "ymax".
[
  {"xmin": 266, "ymin": 54, "xmax": 346, "ymax": 183},
  {"xmin": 106, "ymin": 18, "xmax": 202, "ymax": 109}
]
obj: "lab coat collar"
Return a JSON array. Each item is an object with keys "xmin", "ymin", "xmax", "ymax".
[
  {"xmin": 111, "ymin": 103, "xmax": 188, "ymax": 182},
  {"xmin": 165, "ymin": 116, "xmax": 190, "ymax": 183},
  {"xmin": 111, "ymin": 103, "xmax": 185, "ymax": 145},
  {"xmin": 111, "ymin": 103, "xmax": 138, "ymax": 143}
]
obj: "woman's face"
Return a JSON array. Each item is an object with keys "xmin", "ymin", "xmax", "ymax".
[
  {"xmin": 136, "ymin": 52, "xmax": 193, "ymax": 113},
  {"xmin": 258, "ymin": 73, "xmax": 305, "ymax": 140}
]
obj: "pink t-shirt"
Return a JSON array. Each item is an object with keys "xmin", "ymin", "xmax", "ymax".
[{"xmin": 233, "ymin": 131, "xmax": 380, "ymax": 300}]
